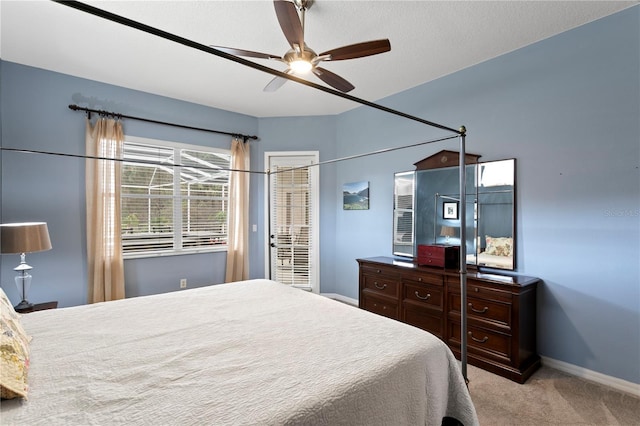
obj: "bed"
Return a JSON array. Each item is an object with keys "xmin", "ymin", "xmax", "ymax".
[
  {"xmin": 1, "ymin": 279, "xmax": 478, "ymax": 425},
  {"xmin": 467, "ymin": 235, "xmax": 514, "ymax": 269},
  {"xmin": 468, "ymin": 252, "xmax": 513, "ymax": 269}
]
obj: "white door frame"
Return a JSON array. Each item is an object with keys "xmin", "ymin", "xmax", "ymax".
[{"xmin": 264, "ymin": 151, "xmax": 320, "ymax": 293}]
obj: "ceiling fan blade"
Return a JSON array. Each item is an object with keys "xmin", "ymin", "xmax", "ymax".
[
  {"xmin": 312, "ymin": 67, "xmax": 355, "ymax": 93},
  {"xmin": 264, "ymin": 69, "xmax": 294, "ymax": 92},
  {"xmin": 319, "ymin": 39, "xmax": 391, "ymax": 61},
  {"xmin": 273, "ymin": 0, "xmax": 304, "ymax": 50},
  {"xmin": 209, "ymin": 45, "xmax": 282, "ymax": 60}
]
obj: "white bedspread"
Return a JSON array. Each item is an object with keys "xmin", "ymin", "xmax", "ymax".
[{"xmin": 2, "ymin": 279, "xmax": 478, "ymax": 425}]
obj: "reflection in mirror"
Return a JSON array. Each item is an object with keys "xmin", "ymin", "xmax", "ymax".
[
  {"xmin": 414, "ymin": 165, "xmax": 476, "ymax": 260},
  {"xmin": 392, "ymin": 171, "xmax": 415, "ymax": 257},
  {"xmin": 392, "ymin": 157, "xmax": 516, "ymax": 270},
  {"xmin": 471, "ymin": 159, "xmax": 515, "ymax": 270}
]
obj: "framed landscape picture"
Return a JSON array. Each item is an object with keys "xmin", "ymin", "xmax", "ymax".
[{"xmin": 343, "ymin": 181, "xmax": 369, "ymax": 210}]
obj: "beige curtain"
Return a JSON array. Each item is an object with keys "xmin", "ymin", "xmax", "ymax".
[
  {"xmin": 225, "ymin": 137, "xmax": 250, "ymax": 282},
  {"xmin": 85, "ymin": 117, "xmax": 125, "ymax": 303}
]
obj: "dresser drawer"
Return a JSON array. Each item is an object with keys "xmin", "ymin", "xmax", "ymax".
[
  {"xmin": 404, "ymin": 307, "xmax": 443, "ymax": 339},
  {"xmin": 448, "ymin": 277, "xmax": 512, "ymax": 303},
  {"xmin": 468, "ymin": 281, "xmax": 512, "ymax": 303},
  {"xmin": 403, "ymin": 282, "xmax": 444, "ymax": 310},
  {"xmin": 361, "ymin": 264, "xmax": 401, "ymax": 279},
  {"xmin": 362, "ymin": 293, "xmax": 399, "ymax": 320},
  {"xmin": 403, "ymin": 270, "xmax": 443, "ymax": 286},
  {"xmin": 362, "ymin": 274, "xmax": 400, "ymax": 298},
  {"xmin": 449, "ymin": 322, "xmax": 512, "ymax": 363},
  {"xmin": 448, "ymin": 294, "xmax": 512, "ymax": 329}
]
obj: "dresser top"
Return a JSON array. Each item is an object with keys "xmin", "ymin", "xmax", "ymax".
[{"xmin": 357, "ymin": 256, "xmax": 540, "ymax": 287}]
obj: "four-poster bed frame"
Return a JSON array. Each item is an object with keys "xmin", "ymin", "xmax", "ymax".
[{"xmin": 52, "ymin": 0, "xmax": 472, "ymax": 382}]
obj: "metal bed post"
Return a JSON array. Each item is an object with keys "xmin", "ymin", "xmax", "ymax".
[{"xmin": 458, "ymin": 126, "xmax": 468, "ymax": 384}]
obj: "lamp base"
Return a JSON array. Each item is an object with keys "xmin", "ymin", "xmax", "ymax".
[{"xmin": 14, "ymin": 300, "xmax": 34, "ymax": 311}]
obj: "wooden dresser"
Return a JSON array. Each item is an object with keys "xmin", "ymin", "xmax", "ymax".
[{"xmin": 357, "ymin": 256, "xmax": 540, "ymax": 383}]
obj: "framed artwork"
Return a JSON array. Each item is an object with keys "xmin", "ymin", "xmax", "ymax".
[
  {"xmin": 343, "ymin": 181, "xmax": 369, "ymax": 210},
  {"xmin": 443, "ymin": 201, "xmax": 459, "ymax": 219}
]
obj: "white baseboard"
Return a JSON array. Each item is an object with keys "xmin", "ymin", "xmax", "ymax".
[
  {"xmin": 541, "ymin": 356, "xmax": 640, "ymax": 398},
  {"xmin": 321, "ymin": 293, "xmax": 358, "ymax": 306}
]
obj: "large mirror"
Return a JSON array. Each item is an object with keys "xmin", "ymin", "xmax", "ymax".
[{"xmin": 392, "ymin": 157, "xmax": 516, "ymax": 270}]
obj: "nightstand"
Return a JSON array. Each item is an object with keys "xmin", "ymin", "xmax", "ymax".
[{"xmin": 15, "ymin": 301, "xmax": 58, "ymax": 314}]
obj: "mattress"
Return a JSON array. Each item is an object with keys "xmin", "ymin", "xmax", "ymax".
[{"xmin": 2, "ymin": 279, "xmax": 478, "ymax": 425}]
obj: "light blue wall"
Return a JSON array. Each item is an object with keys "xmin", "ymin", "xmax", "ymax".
[
  {"xmin": 253, "ymin": 116, "xmax": 338, "ymax": 292},
  {"xmin": 1, "ymin": 6, "xmax": 638, "ymax": 385},
  {"xmin": 332, "ymin": 7, "xmax": 639, "ymax": 384},
  {"xmin": 0, "ymin": 62, "xmax": 258, "ymax": 304}
]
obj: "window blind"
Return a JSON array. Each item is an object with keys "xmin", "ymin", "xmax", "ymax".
[
  {"xmin": 270, "ymin": 165, "xmax": 312, "ymax": 288},
  {"xmin": 121, "ymin": 141, "xmax": 230, "ymax": 256}
]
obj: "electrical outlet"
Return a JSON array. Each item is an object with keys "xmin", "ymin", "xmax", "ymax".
[{"xmin": 180, "ymin": 278, "xmax": 187, "ymax": 289}]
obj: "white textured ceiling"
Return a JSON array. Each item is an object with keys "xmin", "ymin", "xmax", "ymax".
[{"xmin": 1, "ymin": 1, "xmax": 637, "ymax": 117}]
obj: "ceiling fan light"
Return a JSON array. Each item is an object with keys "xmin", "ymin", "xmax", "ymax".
[{"xmin": 290, "ymin": 59, "xmax": 312, "ymax": 74}]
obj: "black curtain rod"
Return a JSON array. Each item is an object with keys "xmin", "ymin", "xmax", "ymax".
[
  {"xmin": 68, "ymin": 104, "xmax": 258, "ymax": 142},
  {"xmin": 53, "ymin": 0, "xmax": 463, "ymax": 136}
]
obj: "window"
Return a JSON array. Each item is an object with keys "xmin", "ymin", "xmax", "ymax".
[{"xmin": 121, "ymin": 138, "xmax": 231, "ymax": 257}]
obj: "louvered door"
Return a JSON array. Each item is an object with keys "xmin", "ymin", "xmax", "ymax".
[{"xmin": 266, "ymin": 152, "xmax": 319, "ymax": 292}]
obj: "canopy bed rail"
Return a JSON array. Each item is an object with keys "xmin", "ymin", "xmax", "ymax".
[
  {"xmin": 0, "ymin": 147, "xmax": 267, "ymax": 176},
  {"xmin": 50, "ymin": 0, "xmax": 472, "ymax": 383}
]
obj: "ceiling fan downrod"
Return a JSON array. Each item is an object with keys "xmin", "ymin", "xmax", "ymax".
[{"xmin": 293, "ymin": 0, "xmax": 312, "ymax": 53}]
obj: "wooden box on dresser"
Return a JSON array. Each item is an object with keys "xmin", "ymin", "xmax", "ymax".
[{"xmin": 357, "ymin": 256, "xmax": 541, "ymax": 383}]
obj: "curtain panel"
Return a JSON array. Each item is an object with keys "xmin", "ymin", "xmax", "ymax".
[
  {"xmin": 85, "ymin": 118, "xmax": 125, "ymax": 303},
  {"xmin": 225, "ymin": 137, "xmax": 250, "ymax": 282}
]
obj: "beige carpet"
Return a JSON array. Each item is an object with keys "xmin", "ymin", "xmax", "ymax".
[{"xmin": 467, "ymin": 365, "xmax": 640, "ymax": 425}]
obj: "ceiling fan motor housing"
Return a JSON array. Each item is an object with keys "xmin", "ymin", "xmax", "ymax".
[{"xmin": 284, "ymin": 46, "xmax": 317, "ymax": 64}]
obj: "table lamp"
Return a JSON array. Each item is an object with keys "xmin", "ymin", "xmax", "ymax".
[
  {"xmin": 440, "ymin": 225, "xmax": 456, "ymax": 244},
  {"xmin": 0, "ymin": 222, "xmax": 52, "ymax": 310}
]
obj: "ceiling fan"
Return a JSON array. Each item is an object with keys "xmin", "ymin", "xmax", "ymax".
[{"xmin": 211, "ymin": 0, "xmax": 391, "ymax": 93}]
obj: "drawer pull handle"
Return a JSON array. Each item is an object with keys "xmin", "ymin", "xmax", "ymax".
[
  {"xmin": 468, "ymin": 303, "xmax": 488, "ymax": 314},
  {"xmin": 374, "ymin": 282, "xmax": 387, "ymax": 290},
  {"xmin": 415, "ymin": 291, "xmax": 431, "ymax": 300},
  {"xmin": 468, "ymin": 332, "xmax": 489, "ymax": 343}
]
